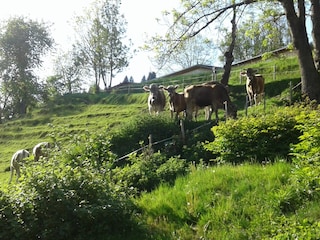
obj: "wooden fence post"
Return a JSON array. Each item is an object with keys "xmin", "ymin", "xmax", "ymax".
[
  {"xmin": 289, "ymin": 81, "xmax": 292, "ymax": 105},
  {"xmin": 224, "ymin": 101, "xmax": 228, "ymax": 121},
  {"xmin": 273, "ymin": 65, "xmax": 276, "ymax": 82},
  {"xmin": 180, "ymin": 120, "xmax": 186, "ymax": 145},
  {"xmin": 148, "ymin": 134, "xmax": 152, "ymax": 148},
  {"xmin": 245, "ymin": 95, "xmax": 248, "ymax": 117}
]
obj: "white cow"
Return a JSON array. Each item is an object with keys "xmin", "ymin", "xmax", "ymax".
[
  {"xmin": 33, "ymin": 142, "xmax": 51, "ymax": 161},
  {"xmin": 9, "ymin": 149, "xmax": 30, "ymax": 183},
  {"xmin": 143, "ymin": 83, "xmax": 166, "ymax": 115}
]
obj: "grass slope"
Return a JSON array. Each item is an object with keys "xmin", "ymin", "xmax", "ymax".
[
  {"xmin": 0, "ymin": 56, "xmax": 300, "ymax": 184},
  {"xmin": 137, "ymin": 162, "xmax": 294, "ymax": 239}
]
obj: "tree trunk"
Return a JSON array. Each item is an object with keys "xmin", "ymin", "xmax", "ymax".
[
  {"xmin": 280, "ymin": 0, "xmax": 320, "ymax": 102},
  {"xmin": 311, "ymin": 0, "xmax": 320, "ymax": 70},
  {"xmin": 221, "ymin": 7, "xmax": 237, "ymax": 86}
]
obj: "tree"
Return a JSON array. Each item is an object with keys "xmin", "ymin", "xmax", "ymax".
[
  {"xmin": 279, "ymin": 0, "xmax": 320, "ymax": 102},
  {"xmin": 219, "ymin": 4, "xmax": 291, "ymax": 62},
  {"xmin": 50, "ymin": 48, "xmax": 86, "ymax": 95},
  {"xmin": 311, "ymin": 0, "xmax": 320, "ymax": 70},
  {"xmin": 0, "ymin": 17, "xmax": 53, "ymax": 116},
  {"xmin": 74, "ymin": 0, "xmax": 131, "ymax": 92},
  {"xmin": 122, "ymin": 75, "xmax": 129, "ymax": 84},
  {"xmin": 146, "ymin": 34, "xmax": 217, "ymax": 73},
  {"xmin": 148, "ymin": 0, "xmax": 320, "ymax": 102},
  {"xmin": 141, "ymin": 75, "xmax": 146, "ymax": 83},
  {"xmin": 147, "ymin": 72, "xmax": 156, "ymax": 81}
]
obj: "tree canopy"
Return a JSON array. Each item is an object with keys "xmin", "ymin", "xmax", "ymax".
[
  {"xmin": 74, "ymin": 0, "xmax": 131, "ymax": 92},
  {"xmin": 0, "ymin": 17, "xmax": 53, "ymax": 117},
  {"xmin": 146, "ymin": 0, "xmax": 320, "ymax": 102}
]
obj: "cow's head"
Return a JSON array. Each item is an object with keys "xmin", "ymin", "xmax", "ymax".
[
  {"xmin": 143, "ymin": 84, "xmax": 162, "ymax": 104},
  {"xmin": 228, "ymin": 103, "xmax": 237, "ymax": 119},
  {"xmin": 162, "ymin": 85, "xmax": 178, "ymax": 100},
  {"xmin": 240, "ymin": 68, "xmax": 257, "ymax": 88}
]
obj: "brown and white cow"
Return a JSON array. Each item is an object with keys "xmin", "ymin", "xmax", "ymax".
[
  {"xmin": 143, "ymin": 83, "xmax": 166, "ymax": 115},
  {"xmin": 162, "ymin": 85, "xmax": 186, "ymax": 119},
  {"xmin": 184, "ymin": 83, "xmax": 237, "ymax": 122},
  {"xmin": 240, "ymin": 68, "xmax": 265, "ymax": 106}
]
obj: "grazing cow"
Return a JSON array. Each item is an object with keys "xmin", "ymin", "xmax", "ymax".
[
  {"xmin": 143, "ymin": 84, "xmax": 166, "ymax": 115},
  {"xmin": 240, "ymin": 68, "xmax": 265, "ymax": 106},
  {"xmin": 33, "ymin": 142, "xmax": 51, "ymax": 161},
  {"xmin": 162, "ymin": 85, "xmax": 186, "ymax": 119},
  {"xmin": 184, "ymin": 83, "xmax": 237, "ymax": 122},
  {"xmin": 9, "ymin": 149, "xmax": 30, "ymax": 183}
]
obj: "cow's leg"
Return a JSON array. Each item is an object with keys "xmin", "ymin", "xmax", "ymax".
[
  {"xmin": 9, "ymin": 166, "xmax": 14, "ymax": 184},
  {"xmin": 186, "ymin": 105, "xmax": 193, "ymax": 120},
  {"xmin": 16, "ymin": 165, "xmax": 20, "ymax": 182},
  {"xmin": 248, "ymin": 94, "xmax": 253, "ymax": 107},
  {"xmin": 205, "ymin": 107, "xmax": 212, "ymax": 120}
]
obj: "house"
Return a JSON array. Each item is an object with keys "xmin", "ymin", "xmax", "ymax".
[
  {"xmin": 159, "ymin": 64, "xmax": 222, "ymax": 78},
  {"xmin": 232, "ymin": 46, "xmax": 296, "ymax": 67}
]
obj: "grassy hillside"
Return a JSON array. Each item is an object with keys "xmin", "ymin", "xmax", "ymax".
[
  {"xmin": 0, "ymin": 55, "xmax": 300, "ymax": 184},
  {"xmin": 2, "ymin": 55, "xmax": 320, "ymax": 239}
]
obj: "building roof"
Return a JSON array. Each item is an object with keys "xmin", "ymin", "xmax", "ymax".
[{"xmin": 159, "ymin": 64, "xmax": 222, "ymax": 78}]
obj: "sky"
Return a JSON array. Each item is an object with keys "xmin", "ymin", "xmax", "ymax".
[{"xmin": 0, "ymin": 0, "xmax": 180, "ymax": 86}]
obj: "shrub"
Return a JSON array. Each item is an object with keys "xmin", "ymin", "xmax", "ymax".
[
  {"xmin": 205, "ymin": 107, "xmax": 301, "ymax": 164},
  {"xmin": 110, "ymin": 115, "xmax": 180, "ymax": 158},
  {"xmin": 288, "ymin": 106, "xmax": 320, "ymax": 202},
  {"xmin": 111, "ymin": 149, "xmax": 188, "ymax": 193},
  {"xmin": 0, "ymin": 132, "xmax": 141, "ymax": 240},
  {"xmin": 111, "ymin": 115, "xmax": 216, "ymax": 165}
]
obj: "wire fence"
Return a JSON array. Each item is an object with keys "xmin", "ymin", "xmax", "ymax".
[
  {"xmin": 113, "ymin": 120, "xmax": 214, "ymax": 163},
  {"xmin": 112, "ymin": 65, "xmax": 302, "ymax": 161}
]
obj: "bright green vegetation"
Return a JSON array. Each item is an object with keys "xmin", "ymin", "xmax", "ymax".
[
  {"xmin": 2, "ymin": 55, "xmax": 320, "ymax": 239},
  {"xmin": 138, "ymin": 162, "xmax": 293, "ymax": 239}
]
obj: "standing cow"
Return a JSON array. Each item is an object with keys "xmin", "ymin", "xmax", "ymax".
[
  {"xmin": 9, "ymin": 149, "xmax": 30, "ymax": 183},
  {"xmin": 240, "ymin": 68, "xmax": 265, "ymax": 106},
  {"xmin": 162, "ymin": 85, "xmax": 186, "ymax": 119},
  {"xmin": 184, "ymin": 83, "xmax": 237, "ymax": 122},
  {"xmin": 143, "ymin": 83, "xmax": 166, "ymax": 115}
]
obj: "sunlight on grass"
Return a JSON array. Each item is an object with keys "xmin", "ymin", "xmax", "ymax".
[{"xmin": 137, "ymin": 162, "xmax": 292, "ymax": 239}]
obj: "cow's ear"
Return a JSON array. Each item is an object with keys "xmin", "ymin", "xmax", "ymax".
[
  {"xmin": 143, "ymin": 86, "xmax": 150, "ymax": 91},
  {"xmin": 174, "ymin": 85, "xmax": 179, "ymax": 89}
]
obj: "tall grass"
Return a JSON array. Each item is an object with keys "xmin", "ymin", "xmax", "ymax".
[{"xmin": 137, "ymin": 162, "xmax": 292, "ymax": 239}]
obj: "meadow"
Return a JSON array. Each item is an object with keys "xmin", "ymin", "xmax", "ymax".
[{"xmin": 1, "ymin": 55, "xmax": 320, "ymax": 239}]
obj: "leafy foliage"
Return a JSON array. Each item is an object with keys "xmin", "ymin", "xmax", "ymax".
[
  {"xmin": 112, "ymin": 149, "xmax": 188, "ymax": 194},
  {"xmin": 0, "ymin": 17, "xmax": 53, "ymax": 116},
  {"xmin": 205, "ymin": 107, "xmax": 301, "ymax": 163},
  {"xmin": 0, "ymin": 132, "xmax": 142, "ymax": 240}
]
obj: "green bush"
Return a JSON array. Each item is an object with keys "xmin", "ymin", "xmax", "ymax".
[
  {"xmin": 112, "ymin": 149, "xmax": 188, "ymax": 193},
  {"xmin": 111, "ymin": 115, "xmax": 216, "ymax": 164},
  {"xmin": 205, "ymin": 107, "xmax": 301, "ymax": 164},
  {"xmin": 286, "ymin": 106, "xmax": 320, "ymax": 203},
  {"xmin": 0, "ymin": 132, "xmax": 141, "ymax": 240},
  {"xmin": 110, "ymin": 115, "xmax": 181, "ymax": 158}
]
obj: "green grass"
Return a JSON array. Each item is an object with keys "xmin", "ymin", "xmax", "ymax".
[
  {"xmin": 136, "ymin": 162, "xmax": 296, "ymax": 239},
  {"xmin": 2, "ymin": 55, "xmax": 320, "ymax": 239},
  {"xmin": 0, "ymin": 56, "xmax": 300, "ymax": 185}
]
